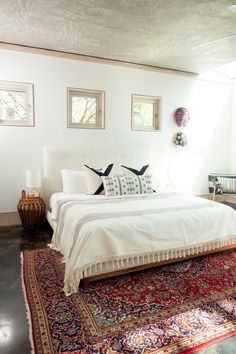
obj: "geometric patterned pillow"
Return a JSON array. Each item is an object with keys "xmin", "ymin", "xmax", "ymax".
[{"xmin": 102, "ymin": 175, "xmax": 153, "ymax": 197}]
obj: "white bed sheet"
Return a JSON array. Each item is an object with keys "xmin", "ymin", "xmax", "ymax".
[
  {"xmin": 49, "ymin": 189, "xmax": 172, "ymax": 221},
  {"xmin": 49, "ymin": 192, "xmax": 105, "ymax": 221},
  {"xmin": 50, "ymin": 193, "xmax": 236, "ymax": 295}
]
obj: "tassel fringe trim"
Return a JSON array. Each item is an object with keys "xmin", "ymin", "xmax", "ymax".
[{"xmin": 64, "ymin": 234, "xmax": 236, "ymax": 296}]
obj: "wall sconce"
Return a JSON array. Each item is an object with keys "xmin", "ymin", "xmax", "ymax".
[{"xmin": 26, "ymin": 170, "xmax": 41, "ymax": 197}]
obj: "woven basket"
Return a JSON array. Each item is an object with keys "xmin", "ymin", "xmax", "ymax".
[{"xmin": 17, "ymin": 195, "xmax": 45, "ymax": 230}]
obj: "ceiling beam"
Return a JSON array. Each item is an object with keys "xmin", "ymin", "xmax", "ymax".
[{"xmin": 0, "ymin": 41, "xmax": 198, "ymax": 78}]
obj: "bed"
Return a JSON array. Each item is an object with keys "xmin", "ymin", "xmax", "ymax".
[{"xmin": 43, "ymin": 146, "xmax": 236, "ymax": 295}]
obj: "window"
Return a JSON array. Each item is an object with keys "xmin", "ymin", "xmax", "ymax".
[
  {"xmin": 0, "ymin": 81, "xmax": 34, "ymax": 126},
  {"xmin": 131, "ymin": 94, "xmax": 162, "ymax": 131},
  {"xmin": 67, "ymin": 88, "xmax": 105, "ymax": 129}
]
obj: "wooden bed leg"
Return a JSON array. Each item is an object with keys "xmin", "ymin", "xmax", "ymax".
[{"xmin": 80, "ymin": 278, "xmax": 90, "ymax": 289}]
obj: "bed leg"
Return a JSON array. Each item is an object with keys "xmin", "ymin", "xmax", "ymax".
[{"xmin": 81, "ymin": 278, "xmax": 90, "ymax": 289}]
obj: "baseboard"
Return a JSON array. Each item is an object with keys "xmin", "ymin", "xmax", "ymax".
[{"xmin": 0, "ymin": 212, "xmax": 21, "ymax": 226}]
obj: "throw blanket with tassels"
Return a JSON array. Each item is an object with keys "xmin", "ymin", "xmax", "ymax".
[{"xmin": 49, "ymin": 193, "xmax": 236, "ymax": 295}]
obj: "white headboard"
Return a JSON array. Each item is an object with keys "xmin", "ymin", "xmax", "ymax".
[{"xmin": 43, "ymin": 145, "xmax": 152, "ymax": 205}]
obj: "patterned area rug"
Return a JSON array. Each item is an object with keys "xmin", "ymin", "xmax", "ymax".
[{"xmin": 21, "ymin": 249, "xmax": 236, "ymax": 353}]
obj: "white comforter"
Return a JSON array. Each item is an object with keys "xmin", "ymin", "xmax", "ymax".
[{"xmin": 50, "ymin": 193, "xmax": 236, "ymax": 295}]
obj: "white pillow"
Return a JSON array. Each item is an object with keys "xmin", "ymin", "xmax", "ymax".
[
  {"xmin": 60, "ymin": 169, "xmax": 87, "ymax": 194},
  {"xmin": 102, "ymin": 175, "xmax": 153, "ymax": 196},
  {"xmin": 83, "ymin": 164, "xmax": 113, "ymax": 195},
  {"xmin": 121, "ymin": 164, "xmax": 151, "ymax": 176}
]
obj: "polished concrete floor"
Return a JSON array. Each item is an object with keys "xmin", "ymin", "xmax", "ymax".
[
  {"xmin": 0, "ymin": 224, "xmax": 235, "ymax": 354},
  {"xmin": 0, "ymin": 224, "xmax": 52, "ymax": 354}
]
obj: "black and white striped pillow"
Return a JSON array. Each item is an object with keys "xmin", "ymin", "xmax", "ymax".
[
  {"xmin": 83, "ymin": 164, "xmax": 113, "ymax": 195},
  {"xmin": 102, "ymin": 175, "xmax": 153, "ymax": 196},
  {"xmin": 121, "ymin": 164, "xmax": 150, "ymax": 176}
]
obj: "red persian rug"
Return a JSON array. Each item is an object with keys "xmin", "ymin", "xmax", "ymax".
[{"xmin": 21, "ymin": 249, "xmax": 236, "ymax": 353}]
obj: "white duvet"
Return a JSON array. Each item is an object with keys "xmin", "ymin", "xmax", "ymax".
[{"xmin": 50, "ymin": 193, "xmax": 236, "ymax": 295}]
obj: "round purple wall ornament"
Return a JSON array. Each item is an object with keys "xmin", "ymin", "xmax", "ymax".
[{"xmin": 174, "ymin": 107, "xmax": 190, "ymax": 127}]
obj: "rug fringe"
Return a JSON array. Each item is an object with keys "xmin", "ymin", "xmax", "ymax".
[{"xmin": 20, "ymin": 252, "xmax": 35, "ymax": 354}]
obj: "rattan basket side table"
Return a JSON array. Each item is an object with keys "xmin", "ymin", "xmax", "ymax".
[{"xmin": 17, "ymin": 193, "xmax": 45, "ymax": 230}]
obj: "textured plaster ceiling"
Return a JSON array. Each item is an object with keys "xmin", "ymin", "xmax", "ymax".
[{"xmin": 0, "ymin": 0, "xmax": 236, "ymax": 74}]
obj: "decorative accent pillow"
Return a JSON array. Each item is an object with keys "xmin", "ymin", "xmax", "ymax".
[
  {"xmin": 121, "ymin": 164, "xmax": 151, "ymax": 176},
  {"xmin": 60, "ymin": 169, "xmax": 87, "ymax": 194},
  {"xmin": 102, "ymin": 175, "xmax": 153, "ymax": 196},
  {"xmin": 83, "ymin": 164, "xmax": 113, "ymax": 195}
]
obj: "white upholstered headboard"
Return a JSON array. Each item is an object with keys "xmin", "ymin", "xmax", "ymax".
[{"xmin": 43, "ymin": 145, "xmax": 152, "ymax": 205}]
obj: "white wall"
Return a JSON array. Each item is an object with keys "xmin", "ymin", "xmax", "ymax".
[
  {"xmin": 0, "ymin": 49, "xmax": 233, "ymax": 212},
  {"xmin": 229, "ymin": 79, "xmax": 236, "ymax": 172}
]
